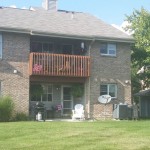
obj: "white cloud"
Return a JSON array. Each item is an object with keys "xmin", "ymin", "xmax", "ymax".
[
  {"xmin": 9, "ymin": 5, "xmax": 28, "ymax": 10},
  {"xmin": 9, "ymin": 5, "xmax": 17, "ymax": 8},
  {"xmin": 112, "ymin": 21, "xmax": 133, "ymax": 35},
  {"xmin": 22, "ymin": 6, "xmax": 27, "ymax": 9}
]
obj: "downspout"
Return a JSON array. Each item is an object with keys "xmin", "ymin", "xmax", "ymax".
[{"xmin": 87, "ymin": 38, "xmax": 95, "ymax": 119}]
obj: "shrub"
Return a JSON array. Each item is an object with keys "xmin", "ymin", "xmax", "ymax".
[
  {"xmin": 72, "ymin": 84, "xmax": 84, "ymax": 98},
  {"xmin": 0, "ymin": 96, "xmax": 14, "ymax": 122},
  {"xmin": 14, "ymin": 112, "xmax": 29, "ymax": 121}
]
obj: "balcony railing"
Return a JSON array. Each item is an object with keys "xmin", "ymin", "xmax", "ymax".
[{"xmin": 29, "ymin": 53, "xmax": 90, "ymax": 77}]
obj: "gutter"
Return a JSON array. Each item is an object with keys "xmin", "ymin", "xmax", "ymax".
[
  {"xmin": 31, "ymin": 31, "xmax": 135, "ymax": 43},
  {"xmin": 30, "ymin": 31, "xmax": 94, "ymax": 40},
  {"xmin": 94, "ymin": 36, "xmax": 135, "ymax": 44},
  {"xmin": 0, "ymin": 27, "xmax": 93, "ymax": 40},
  {"xmin": 87, "ymin": 38, "xmax": 95, "ymax": 119},
  {"xmin": 0, "ymin": 27, "xmax": 31, "ymax": 34},
  {"xmin": 0, "ymin": 27, "xmax": 134, "ymax": 43}
]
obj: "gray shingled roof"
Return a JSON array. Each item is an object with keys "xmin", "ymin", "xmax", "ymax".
[
  {"xmin": 0, "ymin": 7, "xmax": 133, "ymax": 42},
  {"xmin": 134, "ymin": 89, "xmax": 150, "ymax": 96}
]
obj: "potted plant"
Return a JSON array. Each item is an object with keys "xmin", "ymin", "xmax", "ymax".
[
  {"xmin": 72, "ymin": 84, "xmax": 84, "ymax": 98},
  {"xmin": 30, "ymin": 84, "xmax": 44, "ymax": 101}
]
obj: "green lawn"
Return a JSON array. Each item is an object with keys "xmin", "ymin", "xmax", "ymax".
[{"xmin": 0, "ymin": 120, "xmax": 150, "ymax": 150}]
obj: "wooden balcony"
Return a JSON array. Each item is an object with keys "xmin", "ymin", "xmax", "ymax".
[{"xmin": 29, "ymin": 53, "xmax": 90, "ymax": 77}]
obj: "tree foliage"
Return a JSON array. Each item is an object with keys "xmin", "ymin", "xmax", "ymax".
[
  {"xmin": 126, "ymin": 8, "xmax": 150, "ymax": 52},
  {"xmin": 125, "ymin": 8, "xmax": 150, "ymax": 95}
]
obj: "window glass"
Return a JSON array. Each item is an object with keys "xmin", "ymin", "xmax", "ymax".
[
  {"xmin": 100, "ymin": 43, "xmax": 107, "ymax": 54},
  {"xmin": 63, "ymin": 87, "xmax": 71, "ymax": 100},
  {"xmin": 42, "ymin": 94, "xmax": 47, "ymax": 101},
  {"xmin": 100, "ymin": 85, "xmax": 107, "ymax": 95},
  {"xmin": 63, "ymin": 101, "xmax": 72, "ymax": 108},
  {"xmin": 30, "ymin": 42, "xmax": 42, "ymax": 52},
  {"xmin": 43, "ymin": 85, "xmax": 47, "ymax": 94},
  {"xmin": 31, "ymin": 95, "xmax": 41, "ymax": 102},
  {"xmin": 48, "ymin": 43, "xmax": 54, "ymax": 53},
  {"xmin": 100, "ymin": 43, "xmax": 116, "ymax": 56},
  {"xmin": 31, "ymin": 42, "xmax": 38, "ymax": 52},
  {"xmin": 43, "ymin": 43, "xmax": 49, "ymax": 52},
  {"xmin": 108, "ymin": 44, "xmax": 116, "ymax": 55},
  {"xmin": 48, "ymin": 85, "xmax": 52, "ymax": 93},
  {"xmin": 37, "ymin": 43, "xmax": 42, "ymax": 52},
  {"xmin": 30, "ymin": 42, "xmax": 53, "ymax": 53},
  {"xmin": 42, "ymin": 84, "xmax": 53, "ymax": 102},
  {"xmin": 30, "ymin": 84, "xmax": 43, "ymax": 101},
  {"xmin": 109, "ymin": 84, "xmax": 116, "ymax": 97},
  {"xmin": 30, "ymin": 84, "xmax": 53, "ymax": 102},
  {"xmin": 100, "ymin": 84, "xmax": 117, "ymax": 98},
  {"xmin": 62, "ymin": 45, "xmax": 72, "ymax": 55},
  {"xmin": 109, "ymin": 50, "xmax": 116, "ymax": 55},
  {"xmin": 48, "ymin": 94, "xmax": 52, "ymax": 101}
]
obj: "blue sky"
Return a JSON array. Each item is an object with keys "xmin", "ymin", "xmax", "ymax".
[{"xmin": 1, "ymin": 0, "xmax": 150, "ymax": 25}]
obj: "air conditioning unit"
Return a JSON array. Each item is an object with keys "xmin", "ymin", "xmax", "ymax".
[{"xmin": 113, "ymin": 104, "xmax": 128, "ymax": 119}]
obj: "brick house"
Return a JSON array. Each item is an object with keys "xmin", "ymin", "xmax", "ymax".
[{"xmin": 0, "ymin": 0, "xmax": 134, "ymax": 119}]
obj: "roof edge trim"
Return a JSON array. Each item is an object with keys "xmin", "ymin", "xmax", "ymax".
[
  {"xmin": 31, "ymin": 31, "xmax": 135, "ymax": 43},
  {"xmin": 0, "ymin": 28, "xmax": 134, "ymax": 43},
  {"xmin": 0, "ymin": 28, "xmax": 30, "ymax": 34}
]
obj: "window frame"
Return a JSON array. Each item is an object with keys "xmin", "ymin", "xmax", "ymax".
[
  {"xmin": 42, "ymin": 84, "xmax": 53, "ymax": 102},
  {"xmin": 30, "ymin": 84, "xmax": 53, "ymax": 102},
  {"xmin": 100, "ymin": 43, "xmax": 116, "ymax": 56},
  {"xmin": 100, "ymin": 84, "xmax": 117, "ymax": 98},
  {"xmin": 62, "ymin": 44, "xmax": 73, "ymax": 55},
  {"xmin": 30, "ymin": 41, "xmax": 54, "ymax": 53}
]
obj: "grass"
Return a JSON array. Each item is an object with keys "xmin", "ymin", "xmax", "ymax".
[{"xmin": 0, "ymin": 120, "xmax": 150, "ymax": 150}]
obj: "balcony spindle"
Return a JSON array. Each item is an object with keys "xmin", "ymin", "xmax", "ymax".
[{"xmin": 29, "ymin": 52, "xmax": 90, "ymax": 77}]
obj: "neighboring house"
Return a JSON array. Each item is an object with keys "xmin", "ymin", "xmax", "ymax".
[
  {"xmin": 135, "ymin": 89, "xmax": 150, "ymax": 118},
  {"xmin": 0, "ymin": 0, "xmax": 134, "ymax": 119}
]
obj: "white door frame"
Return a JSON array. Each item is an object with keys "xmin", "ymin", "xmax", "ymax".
[{"xmin": 61, "ymin": 85, "xmax": 73, "ymax": 116}]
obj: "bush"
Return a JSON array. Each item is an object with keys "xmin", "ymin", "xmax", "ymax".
[
  {"xmin": 72, "ymin": 84, "xmax": 84, "ymax": 98},
  {"xmin": 0, "ymin": 96, "xmax": 14, "ymax": 122},
  {"xmin": 14, "ymin": 112, "xmax": 29, "ymax": 121}
]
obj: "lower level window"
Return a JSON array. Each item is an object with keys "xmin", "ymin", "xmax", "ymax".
[
  {"xmin": 100, "ymin": 84, "xmax": 117, "ymax": 98},
  {"xmin": 30, "ymin": 84, "xmax": 53, "ymax": 102},
  {"xmin": 42, "ymin": 85, "xmax": 53, "ymax": 102}
]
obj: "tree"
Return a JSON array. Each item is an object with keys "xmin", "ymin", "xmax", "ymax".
[
  {"xmin": 125, "ymin": 8, "xmax": 150, "ymax": 96},
  {"xmin": 126, "ymin": 8, "xmax": 150, "ymax": 51}
]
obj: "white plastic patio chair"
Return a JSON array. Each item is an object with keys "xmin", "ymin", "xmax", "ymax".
[{"xmin": 72, "ymin": 104, "xmax": 85, "ymax": 120}]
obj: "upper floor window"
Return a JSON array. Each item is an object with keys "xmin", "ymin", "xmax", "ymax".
[
  {"xmin": 31, "ymin": 42, "xmax": 54, "ymax": 53},
  {"xmin": 100, "ymin": 43, "xmax": 116, "ymax": 56},
  {"xmin": 62, "ymin": 44, "xmax": 73, "ymax": 55},
  {"xmin": 0, "ymin": 34, "xmax": 2, "ymax": 58},
  {"xmin": 100, "ymin": 84, "xmax": 117, "ymax": 98}
]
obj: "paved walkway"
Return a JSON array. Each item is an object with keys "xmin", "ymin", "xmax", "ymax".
[
  {"xmin": 37, "ymin": 118, "xmax": 94, "ymax": 122},
  {"xmin": 46, "ymin": 119, "xmax": 86, "ymax": 122}
]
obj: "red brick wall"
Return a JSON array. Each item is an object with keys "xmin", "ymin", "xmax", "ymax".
[
  {"xmin": 0, "ymin": 33, "xmax": 131, "ymax": 118},
  {"xmin": 0, "ymin": 32, "xmax": 30, "ymax": 114},
  {"xmin": 85, "ymin": 41, "xmax": 131, "ymax": 119}
]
